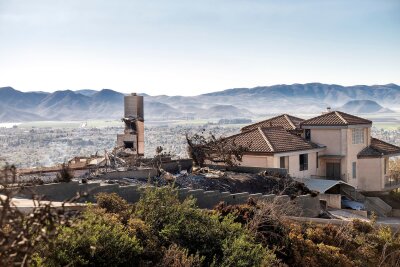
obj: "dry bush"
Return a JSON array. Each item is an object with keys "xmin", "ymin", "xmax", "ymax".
[
  {"xmin": 186, "ymin": 131, "xmax": 249, "ymax": 167},
  {"xmin": 286, "ymin": 223, "xmax": 355, "ymax": 267},
  {"xmin": 96, "ymin": 192, "xmax": 132, "ymax": 223},
  {"xmin": 247, "ymin": 198, "xmax": 297, "ymax": 251},
  {"xmin": 159, "ymin": 244, "xmax": 203, "ymax": 267},
  {"xmin": 96, "ymin": 192, "xmax": 130, "ymax": 214},
  {"xmin": 390, "ymin": 158, "xmax": 400, "ymax": 173},
  {"xmin": 55, "ymin": 162, "xmax": 73, "ymax": 183},
  {"xmin": 0, "ymin": 164, "xmax": 71, "ymax": 266},
  {"xmin": 352, "ymin": 218, "xmax": 373, "ymax": 234},
  {"xmin": 214, "ymin": 199, "xmax": 257, "ymax": 225}
]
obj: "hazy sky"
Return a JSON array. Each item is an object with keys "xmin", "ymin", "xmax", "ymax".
[{"xmin": 0, "ymin": 0, "xmax": 399, "ymax": 96}]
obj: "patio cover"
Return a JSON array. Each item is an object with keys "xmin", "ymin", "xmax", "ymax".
[{"xmin": 299, "ymin": 178, "xmax": 354, "ymax": 193}]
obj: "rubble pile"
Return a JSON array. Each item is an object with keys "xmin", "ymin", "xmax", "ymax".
[
  {"xmin": 82, "ymin": 146, "xmax": 158, "ymax": 178},
  {"xmin": 153, "ymin": 167, "xmax": 313, "ymax": 196}
]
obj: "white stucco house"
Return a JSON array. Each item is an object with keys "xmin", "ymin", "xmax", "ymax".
[{"xmin": 221, "ymin": 112, "xmax": 400, "ymax": 192}]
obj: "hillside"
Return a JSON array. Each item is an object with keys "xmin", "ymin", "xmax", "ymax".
[
  {"xmin": 339, "ymin": 100, "xmax": 394, "ymax": 113},
  {"xmin": 0, "ymin": 83, "xmax": 398, "ymax": 122}
]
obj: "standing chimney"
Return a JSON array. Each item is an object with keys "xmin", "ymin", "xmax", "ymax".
[{"xmin": 116, "ymin": 93, "xmax": 145, "ymax": 156}]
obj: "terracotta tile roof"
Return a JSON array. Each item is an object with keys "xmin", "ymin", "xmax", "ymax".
[
  {"xmin": 226, "ymin": 126, "xmax": 322, "ymax": 154},
  {"xmin": 301, "ymin": 111, "xmax": 372, "ymax": 127},
  {"xmin": 358, "ymin": 138, "xmax": 400, "ymax": 158},
  {"xmin": 241, "ymin": 114, "xmax": 304, "ymax": 132},
  {"xmin": 226, "ymin": 127, "xmax": 273, "ymax": 153}
]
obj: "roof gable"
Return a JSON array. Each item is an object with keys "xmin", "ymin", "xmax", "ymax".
[
  {"xmin": 301, "ymin": 111, "xmax": 372, "ymax": 127},
  {"xmin": 260, "ymin": 127, "xmax": 321, "ymax": 153},
  {"xmin": 301, "ymin": 178, "xmax": 354, "ymax": 193},
  {"xmin": 241, "ymin": 114, "xmax": 304, "ymax": 132},
  {"xmin": 227, "ymin": 126, "xmax": 322, "ymax": 154},
  {"xmin": 226, "ymin": 128, "xmax": 273, "ymax": 153},
  {"xmin": 358, "ymin": 138, "xmax": 400, "ymax": 158}
]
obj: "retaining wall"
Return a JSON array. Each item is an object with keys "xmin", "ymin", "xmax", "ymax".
[
  {"xmin": 365, "ymin": 197, "xmax": 392, "ymax": 217},
  {"xmin": 320, "ymin": 194, "xmax": 341, "ymax": 209},
  {"xmin": 390, "ymin": 209, "xmax": 400, "ymax": 218},
  {"xmin": 285, "ymin": 216, "xmax": 400, "ymax": 232},
  {"xmin": 15, "ymin": 181, "xmax": 320, "ymax": 217}
]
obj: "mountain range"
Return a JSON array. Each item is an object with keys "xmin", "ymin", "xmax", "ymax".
[{"xmin": 0, "ymin": 83, "xmax": 399, "ymax": 122}]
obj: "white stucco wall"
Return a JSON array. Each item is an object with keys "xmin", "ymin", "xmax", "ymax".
[
  {"xmin": 310, "ymin": 129, "xmax": 342, "ymax": 155},
  {"xmin": 358, "ymin": 157, "xmax": 384, "ymax": 191},
  {"xmin": 240, "ymin": 155, "xmax": 274, "ymax": 168},
  {"xmin": 345, "ymin": 127, "xmax": 369, "ymax": 187},
  {"xmin": 265, "ymin": 151, "xmax": 321, "ymax": 178},
  {"xmin": 240, "ymin": 150, "xmax": 320, "ymax": 179},
  {"xmin": 285, "ymin": 152, "xmax": 319, "ymax": 179}
]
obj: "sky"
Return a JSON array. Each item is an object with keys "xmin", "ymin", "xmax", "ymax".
[{"xmin": 0, "ymin": 0, "xmax": 399, "ymax": 96}]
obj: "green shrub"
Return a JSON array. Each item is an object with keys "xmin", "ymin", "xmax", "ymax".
[
  {"xmin": 135, "ymin": 187, "xmax": 248, "ymax": 265},
  {"xmin": 127, "ymin": 218, "xmax": 162, "ymax": 264},
  {"xmin": 42, "ymin": 207, "xmax": 142, "ymax": 267}
]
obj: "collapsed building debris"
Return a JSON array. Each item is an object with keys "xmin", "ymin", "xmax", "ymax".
[{"xmin": 145, "ymin": 167, "xmax": 314, "ymax": 197}]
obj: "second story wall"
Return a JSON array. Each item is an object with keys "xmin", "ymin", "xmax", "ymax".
[
  {"xmin": 309, "ymin": 129, "xmax": 343, "ymax": 155},
  {"xmin": 345, "ymin": 126, "xmax": 370, "ymax": 187}
]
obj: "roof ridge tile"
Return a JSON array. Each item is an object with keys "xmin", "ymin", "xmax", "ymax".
[
  {"xmin": 335, "ymin": 111, "xmax": 347, "ymax": 124},
  {"xmin": 258, "ymin": 127, "xmax": 275, "ymax": 152},
  {"xmin": 284, "ymin": 114, "xmax": 296, "ymax": 129}
]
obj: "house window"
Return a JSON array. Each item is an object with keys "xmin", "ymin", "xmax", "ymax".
[
  {"xmin": 316, "ymin": 152, "xmax": 319, "ymax": 168},
  {"xmin": 280, "ymin": 156, "xmax": 289, "ymax": 169},
  {"xmin": 280, "ymin": 157, "xmax": 285, "ymax": 168},
  {"xmin": 352, "ymin": 162, "xmax": 356, "ymax": 179},
  {"xmin": 305, "ymin": 129, "xmax": 311, "ymax": 141},
  {"xmin": 384, "ymin": 158, "xmax": 388, "ymax": 174},
  {"xmin": 299, "ymin": 154, "xmax": 308, "ymax": 171},
  {"xmin": 352, "ymin": 128, "xmax": 364, "ymax": 144}
]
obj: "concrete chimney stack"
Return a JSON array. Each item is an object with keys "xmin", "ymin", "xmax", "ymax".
[
  {"xmin": 322, "ymin": 106, "xmax": 332, "ymax": 114},
  {"xmin": 116, "ymin": 93, "xmax": 145, "ymax": 156},
  {"xmin": 124, "ymin": 93, "xmax": 144, "ymax": 120}
]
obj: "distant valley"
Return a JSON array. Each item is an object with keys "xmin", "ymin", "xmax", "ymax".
[{"xmin": 0, "ymin": 83, "xmax": 399, "ymax": 122}]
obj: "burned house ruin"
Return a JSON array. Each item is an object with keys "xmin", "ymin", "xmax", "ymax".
[{"xmin": 116, "ymin": 93, "xmax": 145, "ymax": 156}]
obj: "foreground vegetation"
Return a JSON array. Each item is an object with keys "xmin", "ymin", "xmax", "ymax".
[{"xmin": 1, "ymin": 165, "xmax": 400, "ymax": 266}]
